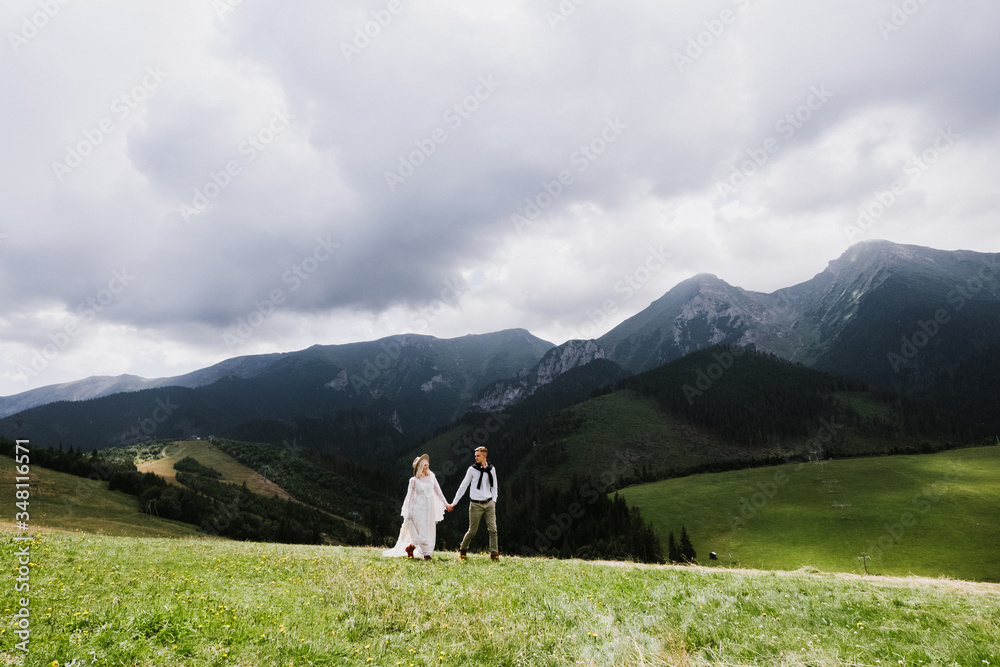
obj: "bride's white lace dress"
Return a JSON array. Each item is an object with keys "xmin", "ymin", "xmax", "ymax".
[{"xmin": 382, "ymin": 472, "xmax": 448, "ymax": 558}]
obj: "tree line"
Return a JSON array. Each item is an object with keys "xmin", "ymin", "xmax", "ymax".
[
  {"xmin": 495, "ymin": 475, "xmax": 663, "ymax": 562},
  {"xmin": 0, "ymin": 437, "xmax": 369, "ymax": 546}
]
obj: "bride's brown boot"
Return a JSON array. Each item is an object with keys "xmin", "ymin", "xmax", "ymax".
[
  {"xmin": 459, "ymin": 549, "xmax": 467, "ymax": 561},
  {"xmin": 405, "ymin": 544, "xmax": 415, "ymax": 559}
]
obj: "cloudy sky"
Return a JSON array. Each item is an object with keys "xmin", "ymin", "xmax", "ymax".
[{"xmin": 1, "ymin": 0, "xmax": 998, "ymax": 396}]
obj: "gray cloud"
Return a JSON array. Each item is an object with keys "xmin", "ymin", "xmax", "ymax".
[{"xmin": 1, "ymin": 0, "xmax": 998, "ymax": 394}]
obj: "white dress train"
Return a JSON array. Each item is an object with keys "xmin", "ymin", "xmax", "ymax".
[{"xmin": 382, "ymin": 472, "xmax": 448, "ymax": 558}]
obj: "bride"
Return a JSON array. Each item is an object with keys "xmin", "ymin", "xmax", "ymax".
[{"xmin": 383, "ymin": 454, "xmax": 449, "ymax": 560}]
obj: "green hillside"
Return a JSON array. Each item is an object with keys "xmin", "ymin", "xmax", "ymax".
[
  {"xmin": 613, "ymin": 345, "xmax": 978, "ymax": 456},
  {"xmin": 505, "ymin": 390, "xmax": 753, "ymax": 490},
  {"xmin": 620, "ymin": 445, "xmax": 1000, "ymax": 582},
  {"xmin": 398, "ymin": 347, "xmax": 989, "ymax": 565},
  {"xmin": 0, "ymin": 438, "xmax": 390, "ymax": 546},
  {"xmin": 445, "ymin": 347, "xmax": 983, "ymax": 500},
  {"xmin": 0, "ymin": 455, "xmax": 203, "ymax": 539},
  {"xmin": 135, "ymin": 440, "xmax": 297, "ymax": 501},
  {"xmin": 2, "ymin": 533, "xmax": 998, "ymax": 666},
  {"xmin": 501, "ymin": 387, "xmax": 975, "ymax": 495}
]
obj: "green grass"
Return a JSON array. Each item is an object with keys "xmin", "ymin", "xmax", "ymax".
[
  {"xmin": 137, "ymin": 440, "xmax": 297, "ymax": 501},
  {"xmin": 2, "ymin": 534, "xmax": 998, "ymax": 666},
  {"xmin": 509, "ymin": 391, "xmax": 758, "ymax": 490},
  {"xmin": 620, "ymin": 445, "xmax": 1000, "ymax": 582},
  {"xmin": 0, "ymin": 455, "xmax": 202, "ymax": 539},
  {"xmin": 505, "ymin": 388, "xmax": 971, "ymax": 494},
  {"xmin": 834, "ymin": 392, "xmax": 898, "ymax": 424}
]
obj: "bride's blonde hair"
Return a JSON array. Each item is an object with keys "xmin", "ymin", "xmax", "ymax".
[{"xmin": 412, "ymin": 454, "xmax": 430, "ymax": 477}]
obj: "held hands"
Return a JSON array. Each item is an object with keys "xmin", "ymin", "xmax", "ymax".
[{"xmin": 446, "ymin": 504, "xmax": 454, "ymax": 512}]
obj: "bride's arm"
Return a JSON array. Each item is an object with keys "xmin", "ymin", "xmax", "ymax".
[
  {"xmin": 401, "ymin": 477, "xmax": 417, "ymax": 519},
  {"xmin": 432, "ymin": 476, "xmax": 448, "ymax": 505}
]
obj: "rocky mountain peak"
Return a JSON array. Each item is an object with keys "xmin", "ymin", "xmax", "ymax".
[
  {"xmin": 468, "ymin": 339, "xmax": 607, "ymax": 412},
  {"xmin": 535, "ymin": 339, "xmax": 606, "ymax": 387},
  {"xmin": 823, "ymin": 240, "xmax": 941, "ymax": 281}
]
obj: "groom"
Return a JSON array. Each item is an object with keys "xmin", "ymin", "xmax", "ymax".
[{"xmin": 447, "ymin": 446, "xmax": 499, "ymax": 561}]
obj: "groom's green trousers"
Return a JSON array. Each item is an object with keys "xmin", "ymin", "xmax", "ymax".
[{"xmin": 460, "ymin": 500, "xmax": 498, "ymax": 553}]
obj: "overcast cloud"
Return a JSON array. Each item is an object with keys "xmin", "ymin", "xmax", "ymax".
[{"xmin": 2, "ymin": 0, "xmax": 999, "ymax": 396}]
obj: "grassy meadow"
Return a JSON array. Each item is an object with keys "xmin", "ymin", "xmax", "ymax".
[
  {"xmin": 0, "ymin": 455, "xmax": 201, "ymax": 539},
  {"xmin": 135, "ymin": 440, "xmax": 296, "ymax": 501},
  {"xmin": 620, "ymin": 445, "xmax": 1000, "ymax": 582},
  {"xmin": 2, "ymin": 533, "xmax": 999, "ymax": 666}
]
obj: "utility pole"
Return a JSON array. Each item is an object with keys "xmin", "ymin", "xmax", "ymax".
[{"xmin": 857, "ymin": 553, "xmax": 871, "ymax": 575}]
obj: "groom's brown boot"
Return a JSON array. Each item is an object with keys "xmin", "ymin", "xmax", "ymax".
[
  {"xmin": 459, "ymin": 549, "xmax": 467, "ymax": 561},
  {"xmin": 491, "ymin": 551, "xmax": 499, "ymax": 562}
]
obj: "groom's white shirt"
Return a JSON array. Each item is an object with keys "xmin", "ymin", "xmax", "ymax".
[{"xmin": 452, "ymin": 464, "xmax": 498, "ymax": 504}]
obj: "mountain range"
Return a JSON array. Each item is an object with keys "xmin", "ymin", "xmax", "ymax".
[{"xmin": 2, "ymin": 239, "xmax": 998, "ymax": 453}]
